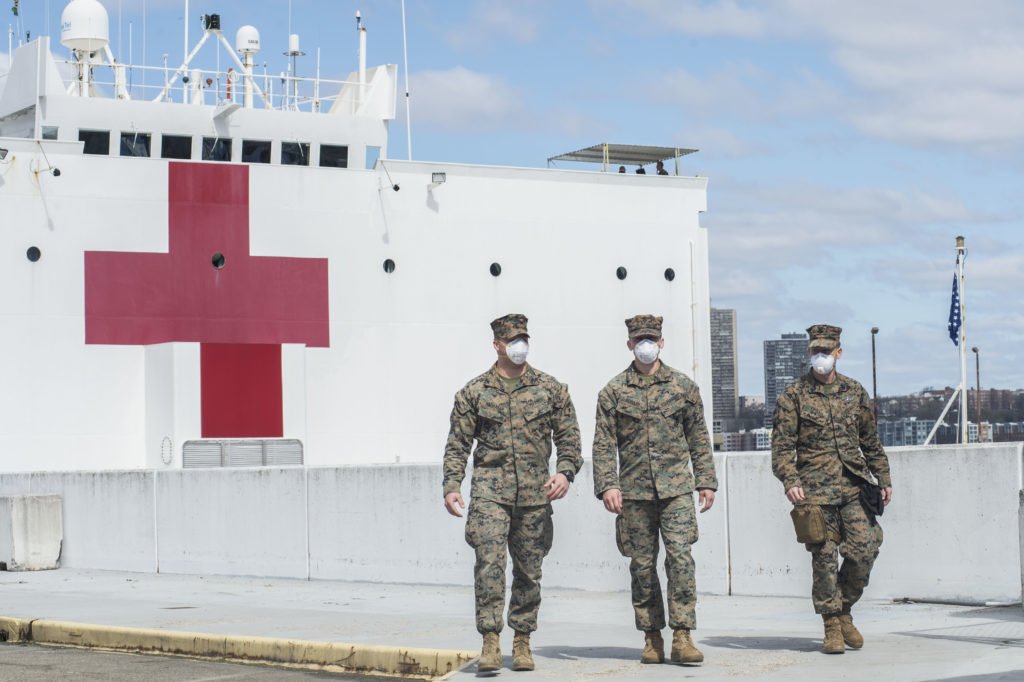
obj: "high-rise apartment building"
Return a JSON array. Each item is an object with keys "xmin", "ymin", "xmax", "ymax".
[
  {"xmin": 710, "ymin": 308, "xmax": 739, "ymax": 422},
  {"xmin": 763, "ymin": 332, "xmax": 809, "ymax": 427}
]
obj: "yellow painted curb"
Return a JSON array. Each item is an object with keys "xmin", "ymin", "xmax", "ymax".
[
  {"xmin": 9, "ymin": 618, "xmax": 478, "ymax": 680},
  {"xmin": 0, "ymin": 616, "xmax": 32, "ymax": 643}
]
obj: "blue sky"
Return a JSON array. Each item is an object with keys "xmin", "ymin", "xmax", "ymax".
[{"xmin": 6, "ymin": 1, "xmax": 1022, "ymax": 397}]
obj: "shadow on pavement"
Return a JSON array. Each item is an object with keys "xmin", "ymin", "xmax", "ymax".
[
  {"xmin": 700, "ymin": 636, "xmax": 820, "ymax": 653},
  {"xmin": 532, "ymin": 645, "xmax": 640, "ymax": 661},
  {"xmin": 948, "ymin": 606, "xmax": 1024, "ymax": 623},
  {"xmin": 926, "ymin": 672, "xmax": 1024, "ymax": 682}
]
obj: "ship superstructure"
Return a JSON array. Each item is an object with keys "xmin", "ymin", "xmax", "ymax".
[{"xmin": 0, "ymin": 0, "xmax": 712, "ymax": 473}]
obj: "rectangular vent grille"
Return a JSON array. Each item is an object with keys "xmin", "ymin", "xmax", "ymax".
[{"xmin": 182, "ymin": 439, "xmax": 304, "ymax": 468}]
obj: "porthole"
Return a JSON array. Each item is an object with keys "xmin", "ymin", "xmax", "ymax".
[
  {"xmin": 383, "ymin": 258, "xmax": 396, "ymax": 273},
  {"xmin": 616, "ymin": 266, "xmax": 627, "ymax": 280},
  {"xmin": 26, "ymin": 246, "xmax": 41, "ymax": 263},
  {"xmin": 212, "ymin": 252, "xmax": 226, "ymax": 269},
  {"xmin": 490, "ymin": 262, "xmax": 502, "ymax": 277},
  {"xmin": 664, "ymin": 268, "xmax": 676, "ymax": 282}
]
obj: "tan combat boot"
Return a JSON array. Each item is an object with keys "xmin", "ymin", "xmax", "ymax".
[
  {"xmin": 670, "ymin": 628, "xmax": 704, "ymax": 664},
  {"xmin": 839, "ymin": 606, "xmax": 864, "ymax": 649},
  {"xmin": 640, "ymin": 630, "xmax": 665, "ymax": 664},
  {"xmin": 478, "ymin": 632, "xmax": 502, "ymax": 672},
  {"xmin": 822, "ymin": 615, "xmax": 846, "ymax": 654},
  {"xmin": 512, "ymin": 631, "xmax": 535, "ymax": 671}
]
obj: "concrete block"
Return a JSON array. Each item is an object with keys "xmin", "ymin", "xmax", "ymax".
[
  {"xmin": 308, "ymin": 464, "xmax": 473, "ymax": 585},
  {"xmin": 726, "ymin": 452, "xmax": 810, "ymax": 598},
  {"xmin": 0, "ymin": 495, "xmax": 63, "ymax": 570},
  {"xmin": 155, "ymin": 468, "xmax": 307, "ymax": 578},
  {"xmin": 46, "ymin": 472, "xmax": 156, "ymax": 572},
  {"xmin": 869, "ymin": 444, "xmax": 1023, "ymax": 603},
  {"xmin": 308, "ymin": 458, "xmax": 730, "ymax": 595}
]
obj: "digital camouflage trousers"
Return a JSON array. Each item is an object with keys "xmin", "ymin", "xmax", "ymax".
[
  {"xmin": 464, "ymin": 499, "xmax": 553, "ymax": 634},
  {"xmin": 806, "ymin": 477, "xmax": 884, "ymax": 614},
  {"xmin": 616, "ymin": 493, "xmax": 699, "ymax": 631}
]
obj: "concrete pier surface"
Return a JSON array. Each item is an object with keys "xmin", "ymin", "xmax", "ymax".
[{"xmin": 1, "ymin": 569, "xmax": 1021, "ymax": 681}]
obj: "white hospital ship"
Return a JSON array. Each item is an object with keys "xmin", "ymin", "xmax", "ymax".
[{"xmin": 0, "ymin": 0, "xmax": 711, "ymax": 474}]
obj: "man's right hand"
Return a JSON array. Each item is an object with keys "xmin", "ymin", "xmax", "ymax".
[
  {"xmin": 444, "ymin": 492, "xmax": 465, "ymax": 517},
  {"xmin": 785, "ymin": 486, "xmax": 806, "ymax": 504},
  {"xmin": 602, "ymin": 488, "xmax": 623, "ymax": 514}
]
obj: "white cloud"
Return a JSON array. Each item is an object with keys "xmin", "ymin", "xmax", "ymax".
[
  {"xmin": 609, "ymin": 0, "xmax": 1024, "ymax": 148},
  {"xmin": 411, "ymin": 66, "xmax": 525, "ymax": 133},
  {"xmin": 445, "ymin": 1, "xmax": 542, "ymax": 51},
  {"xmin": 409, "ymin": 66, "xmax": 607, "ymax": 138}
]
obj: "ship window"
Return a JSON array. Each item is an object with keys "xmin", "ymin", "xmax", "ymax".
[
  {"xmin": 120, "ymin": 132, "xmax": 152, "ymax": 158},
  {"xmin": 281, "ymin": 142, "xmax": 310, "ymax": 166},
  {"xmin": 365, "ymin": 146, "xmax": 380, "ymax": 170},
  {"xmin": 242, "ymin": 140, "xmax": 271, "ymax": 164},
  {"xmin": 202, "ymin": 137, "xmax": 232, "ymax": 162},
  {"xmin": 161, "ymin": 135, "xmax": 192, "ymax": 160},
  {"xmin": 41, "ymin": 126, "xmax": 59, "ymax": 140},
  {"xmin": 79, "ymin": 129, "xmax": 110, "ymax": 155},
  {"xmin": 320, "ymin": 144, "xmax": 348, "ymax": 169}
]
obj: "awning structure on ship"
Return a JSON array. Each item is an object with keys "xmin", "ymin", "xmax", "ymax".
[{"xmin": 546, "ymin": 143, "xmax": 698, "ymax": 174}]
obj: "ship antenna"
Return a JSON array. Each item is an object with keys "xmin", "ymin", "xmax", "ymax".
[{"xmin": 401, "ymin": 0, "xmax": 412, "ymax": 160}]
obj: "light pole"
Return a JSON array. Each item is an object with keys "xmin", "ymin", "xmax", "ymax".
[
  {"xmin": 972, "ymin": 346, "xmax": 980, "ymax": 441},
  {"xmin": 871, "ymin": 327, "xmax": 879, "ymax": 420}
]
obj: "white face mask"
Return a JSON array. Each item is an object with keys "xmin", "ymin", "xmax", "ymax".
[
  {"xmin": 810, "ymin": 352, "xmax": 835, "ymax": 375},
  {"xmin": 505, "ymin": 339, "xmax": 529, "ymax": 365},
  {"xmin": 633, "ymin": 339, "xmax": 660, "ymax": 365}
]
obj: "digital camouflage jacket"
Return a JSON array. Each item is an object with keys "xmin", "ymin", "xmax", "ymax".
[
  {"xmin": 443, "ymin": 364, "xmax": 582, "ymax": 507},
  {"xmin": 592, "ymin": 362, "xmax": 717, "ymax": 501},
  {"xmin": 771, "ymin": 371, "xmax": 892, "ymax": 505}
]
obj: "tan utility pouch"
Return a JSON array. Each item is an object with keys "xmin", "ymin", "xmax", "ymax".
[{"xmin": 790, "ymin": 505, "xmax": 826, "ymax": 544}]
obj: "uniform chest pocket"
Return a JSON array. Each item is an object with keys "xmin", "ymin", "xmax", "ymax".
[
  {"xmin": 799, "ymin": 405, "xmax": 829, "ymax": 428},
  {"xmin": 521, "ymin": 397, "xmax": 553, "ymax": 437},
  {"xmin": 660, "ymin": 396, "xmax": 687, "ymax": 421},
  {"xmin": 615, "ymin": 400, "xmax": 645, "ymax": 442},
  {"xmin": 475, "ymin": 401, "xmax": 507, "ymax": 445}
]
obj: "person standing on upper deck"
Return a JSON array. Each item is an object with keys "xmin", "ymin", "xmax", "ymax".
[
  {"xmin": 443, "ymin": 314, "xmax": 582, "ymax": 673},
  {"xmin": 592, "ymin": 314, "xmax": 717, "ymax": 667},
  {"xmin": 771, "ymin": 324, "xmax": 892, "ymax": 655}
]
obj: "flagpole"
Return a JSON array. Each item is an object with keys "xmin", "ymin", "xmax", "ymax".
[
  {"xmin": 924, "ymin": 235, "xmax": 967, "ymax": 446},
  {"xmin": 957, "ymin": 235, "xmax": 968, "ymax": 443}
]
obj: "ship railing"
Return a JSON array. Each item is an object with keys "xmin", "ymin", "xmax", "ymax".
[{"xmin": 55, "ymin": 60, "xmax": 361, "ymax": 114}]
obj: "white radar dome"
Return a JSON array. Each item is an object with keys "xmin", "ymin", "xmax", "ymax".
[
  {"xmin": 60, "ymin": 0, "xmax": 110, "ymax": 53},
  {"xmin": 236, "ymin": 25, "xmax": 261, "ymax": 54}
]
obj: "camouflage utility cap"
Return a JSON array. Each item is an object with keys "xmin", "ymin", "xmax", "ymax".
[
  {"xmin": 491, "ymin": 313, "xmax": 529, "ymax": 340},
  {"xmin": 807, "ymin": 324, "xmax": 842, "ymax": 351},
  {"xmin": 626, "ymin": 315, "xmax": 663, "ymax": 339}
]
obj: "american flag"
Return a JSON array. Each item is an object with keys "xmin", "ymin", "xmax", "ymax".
[{"xmin": 947, "ymin": 270, "xmax": 961, "ymax": 346}]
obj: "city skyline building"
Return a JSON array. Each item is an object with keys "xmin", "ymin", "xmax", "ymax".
[
  {"xmin": 763, "ymin": 332, "xmax": 809, "ymax": 427},
  {"xmin": 711, "ymin": 308, "xmax": 739, "ymax": 422}
]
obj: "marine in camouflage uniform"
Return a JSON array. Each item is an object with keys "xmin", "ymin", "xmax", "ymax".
[
  {"xmin": 592, "ymin": 315, "xmax": 717, "ymax": 665},
  {"xmin": 771, "ymin": 323, "xmax": 892, "ymax": 654},
  {"xmin": 443, "ymin": 313, "xmax": 582, "ymax": 672}
]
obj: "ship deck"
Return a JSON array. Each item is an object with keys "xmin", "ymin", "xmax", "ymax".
[{"xmin": 1, "ymin": 569, "xmax": 1020, "ymax": 681}]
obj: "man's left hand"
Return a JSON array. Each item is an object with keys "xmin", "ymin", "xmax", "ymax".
[
  {"xmin": 544, "ymin": 473, "xmax": 570, "ymax": 501},
  {"xmin": 882, "ymin": 486, "xmax": 893, "ymax": 506},
  {"xmin": 698, "ymin": 488, "xmax": 715, "ymax": 513}
]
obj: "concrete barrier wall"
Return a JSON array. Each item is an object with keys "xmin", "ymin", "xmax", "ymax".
[
  {"xmin": 728, "ymin": 444, "xmax": 1024, "ymax": 603},
  {"xmin": 0, "ymin": 444, "xmax": 1020, "ymax": 603}
]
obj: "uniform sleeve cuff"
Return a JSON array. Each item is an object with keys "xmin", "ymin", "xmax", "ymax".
[
  {"xmin": 783, "ymin": 478, "xmax": 802, "ymax": 491},
  {"xmin": 443, "ymin": 481, "xmax": 462, "ymax": 496}
]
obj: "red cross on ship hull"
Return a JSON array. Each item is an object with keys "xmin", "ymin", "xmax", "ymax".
[{"xmin": 85, "ymin": 163, "xmax": 330, "ymax": 438}]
